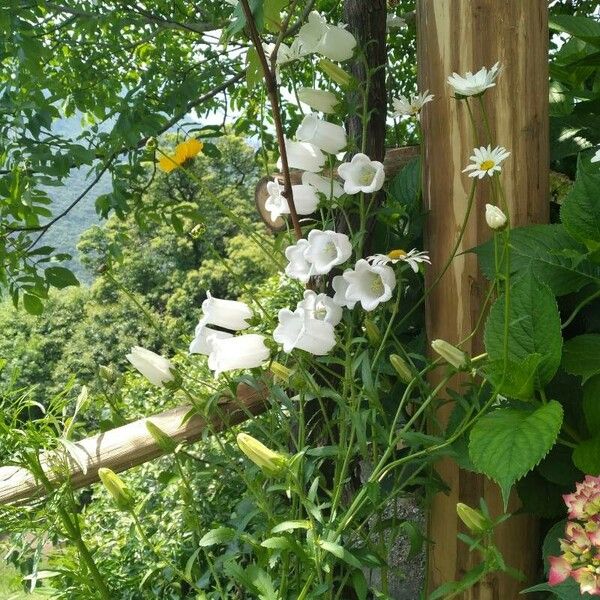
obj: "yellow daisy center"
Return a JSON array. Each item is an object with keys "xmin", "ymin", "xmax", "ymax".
[
  {"xmin": 480, "ymin": 159, "xmax": 495, "ymax": 171},
  {"xmin": 387, "ymin": 249, "xmax": 406, "ymax": 260}
]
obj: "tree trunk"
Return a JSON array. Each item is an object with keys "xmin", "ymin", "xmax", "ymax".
[{"xmin": 417, "ymin": 0, "xmax": 548, "ymax": 597}]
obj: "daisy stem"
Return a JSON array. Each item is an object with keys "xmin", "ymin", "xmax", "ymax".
[
  {"xmin": 465, "ymin": 99, "xmax": 479, "ymax": 146},
  {"xmin": 478, "ymin": 95, "xmax": 494, "ymax": 145}
]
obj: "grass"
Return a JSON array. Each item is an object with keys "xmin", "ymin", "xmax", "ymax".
[{"xmin": 0, "ymin": 561, "xmax": 49, "ymax": 600}]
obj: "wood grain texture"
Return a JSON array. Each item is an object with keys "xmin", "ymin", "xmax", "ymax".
[
  {"xmin": 417, "ymin": 1, "xmax": 548, "ymax": 597},
  {"xmin": 0, "ymin": 382, "xmax": 268, "ymax": 505}
]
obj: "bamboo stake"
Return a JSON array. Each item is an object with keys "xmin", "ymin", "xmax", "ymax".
[{"xmin": 417, "ymin": 1, "xmax": 549, "ymax": 597}]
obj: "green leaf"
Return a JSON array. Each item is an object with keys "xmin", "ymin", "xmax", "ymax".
[
  {"xmin": 562, "ymin": 334, "xmax": 600, "ymax": 383},
  {"xmin": 583, "ymin": 375, "xmax": 600, "ymax": 433},
  {"xmin": 23, "ymin": 293, "xmax": 44, "ymax": 315},
  {"xmin": 318, "ymin": 540, "xmax": 361, "ymax": 569},
  {"xmin": 246, "ymin": 47, "xmax": 262, "ymax": 90},
  {"xmin": 45, "ymin": 266, "xmax": 80, "ymax": 289},
  {"xmin": 561, "ymin": 156, "xmax": 600, "ymax": 250},
  {"xmin": 572, "ymin": 435, "xmax": 600, "ymax": 475},
  {"xmin": 198, "ymin": 527, "xmax": 236, "ymax": 547},
  {"xmin": 474, "ymin": 224, "xmax": 599, "ymax": 296},
  {"xmin": 469, "ymin": 400, "xmax": 563, "ymax": 508},
  {"xmin": 549, "ymin": 15, "xmax": 600, "ymax": 46},
  {"xmin": 484, "ymin": 355, "xmax": 542, "ymax": 401},
  {"xmin": 484, "ymin": 275, "xmax": 563, "ymax": 389},
  {"xmin": 271, "ymin": 520, "xmax": 311, "ymax": 534}
]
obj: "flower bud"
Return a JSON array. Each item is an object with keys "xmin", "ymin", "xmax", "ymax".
[
  {"xmin": 456, "ymin": 503, "xmax": 488, "ymax": 533},
  {"xmin": 317, "ymin": 59, "xmax": 353, "ymax": 87},
  {"xmin": 236, "ymin": 433, "xmax": 288, "ymax": 477},
  {"xmin": 485, "ymin": 204, "xmax": 507, "ymax": 230},
  {"xmin": 99, "ymin": 365, "xmax": 117, "ymax": 383},
  {"xmin": 389, "ymin": 354, "xmax": 413, "ymax": 384},
  {"xmin": 270, "ymin": 361, "xmax": 293, "ymax": 382},
  {"xmin": 297, "ymin": 87, "xmax": 340, "ymax": 114},
  {"xmin": 431, "ymin": 339, "xmax": 468, "ymax": 370},
  {"xmin": 98, "ymin": 468, "xmax": 135, "ymax": 511},
  {"xmin": 364, "ymin": 319, "xmax": 382, "ymax": 346},
  {"xmin": 126, "ymin": 346, "xmax": 175, "ymax": 387},
  {"xmin": 145, "ymin": 421, "xmax": 177, "ymax": 454}
]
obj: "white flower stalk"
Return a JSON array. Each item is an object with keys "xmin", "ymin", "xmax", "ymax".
[
  {"xmin": 338, "ymin": 153, "xmax": 385, "ymax": 194},
  {"xmin": 343, "ymin": 259, "xmax": 396, "ymax": 311},
  {"xmin": 297, "ymin": 290, "xmax": 343, "ymax": 326},
  {"xmin": 485, "ymin": 204, "xmax": 507, "ymax": 230},
  {"xmin": 332, "ymin": 271, "xmax": 356, "ymax": 309},
  {"xmin": 298, "ymin": 87, "xmax": 340, "ymax": 114},
  {"xmin": 387, "ymin": 15, "xmax": 406, "ymax": 30},
  {"xmin": 447, "ymin": 62, "xmax": 501, "ymax": 97},
  {"xmin": 302, "ymin": 171, "xmax": 344, "ymax": 199},
  {"xmin": 304, "ymin": 229, "xmax": 352, "ymax": 275},
  {"xmin": 278, "ymin": 139, "xmax": 325, "ymax": 173},
  {"xmin": 189, "ymin": 324, "xmax": 232, "ymax": 355},
  {"xmin": 367, "ymin": 249, "xmax": 431, "ymax": 273},
  {"xmin": 208, "ymin": 334, "xmax": 269, "ymax": 378},
  {"xmin": 296, "ymin": 112, "xmax": 347, "ymax": 155},
  {"xmin": 199, "ymin": 291, "xmax": 253, "ymax": 331},
  {"xmin": 298, "ymin": 11, "xmax": 356, "ymax": 62},
  {"xmin": 126, "ymin": 346, "xmax": 174, "ymax": 387},
  {"xmin": 264, "ymin": 180, "xmax": 319, "ymax": 221},
  {"xmin": 392, "ymin": 90, "xmax": 434, "ymax": 117},
  {"xmin": 592, "ymin": 148, "xmax": 600, "ymax": 163},
  {"xmin": 273, "ymin": 308, "xmax": 336, "ymax": 355},
  {"xmin": 285, "ymin": 239, "xmax": 312, "ymax": 283},
  {"xmin": 463, "ymin": 145, "xmax": 510, "ymax": 179}
]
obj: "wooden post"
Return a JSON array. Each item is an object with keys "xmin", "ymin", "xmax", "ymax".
[{"xmin": 417, "ymin": 1, "xmax": 548, "ymax": 597}]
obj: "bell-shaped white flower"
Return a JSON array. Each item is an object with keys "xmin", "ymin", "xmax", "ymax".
[
  {"xmin": 273, "ymin": 308, "xmax": 336, "ymax": 355},
  {"xmin": 200, "ymin": 291, "xmax": 252, "ymax": 331},
  {"xmin": 591, "ymin": 148, "xmax": 600, "ymax": 163},
  {"xmin": 343, "ymin": 259, "xmax": 396, "ymax": 311},
  {"xmin": 338, "ymin": 153, "xmax": 385, "ymax": 194},
  {"xmin": 392, "ymin": 90, "xmax": 434, "ymax": 117},
  {"xmin": 332, "ymin": 271, "xmax": 356, "ymax": 309},
  {"xmin": 278, "ymin": 138, "xmax": 325, "ymax": 173},
  {"xmin": 208, "ymin": 334, "xmax": 269, "ymax": 378},
  {"xmin": 302, "ymin": 171, "xmax": 344, "ymax": 199},
  {"xmin": 285, "ymin": 239, "xmax": 312, "ymax": 283},
  {"xmin": 298, "ymin": 87, "xmax": 339, "ymax": 114},
  {"xmin": 189, "ymin": 324, "xmax": 232, "ymax": 355},
  {"xmin": 265, "ymin": 180, "xmax": 319, "ymax": 221},
  {"xmin": 296, "ymin": 112, "xmax": 347, "ymax": 155},
  {"xmin": 276, "ymin": 38, "xmax": 309, "ymax": 65},
  {"xmin": 298, "ymin": 11, "xmax": 356, "ymax": 62},
  {"xmin": 126, "ymin": 346, "xmax": 174, "ymax": 387},
  {"xmin": 297, "ymin": 290, "xmax": 343, "ymax": 326},
  {"xmin": 304, "ymin": 229, "xmax": 352, "ymax": 276},
  {"xmin": 463, "ymin": 145, "xmax": 510, "ymax": 179},
  {"xmin": 485, "ymin": 204, "xmax": 507, "ymax": 230},
  {"xmin": 447, "ymin": 62, "xmax": 501, "ymax": 97}
]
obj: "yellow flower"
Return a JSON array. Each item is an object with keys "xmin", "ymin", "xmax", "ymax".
[{"xmin": 158, "ymin": 138, "xmax": 203, "ymax": 173}]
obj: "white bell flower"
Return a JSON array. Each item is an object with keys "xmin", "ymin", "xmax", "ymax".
[
  {"xmin": 208, "ymin": 334, "xmax": 270, "ymax": 378},
  {"xmin": 285, "ymin": 239, "xmax": 312, "ymax": 283},
  {"xmin": 343, "ymin": 259, "xmax": 396, "ymax": 311},
  {"xmin": 304, "ymin": 229, "xmax": 352, "ymax": 275},
  {"xmin": 264, "ymin": 180, "xmax": 319, "ymax": 221},
  {"xmin": 485, "ymin": 204, "xmax": 507, "ymax": 230},
  {"xmin": 302, "ymin": 171, "xmax": 344, "ymax": 199},
  {"xmin": 276, "ymin": 38, "xmax": 309, "ymax": 65},
  {"xmin": 126, "ymin": 346, "xmax": 174, "ymax": 387},
  {"xmin": 463, "ymin": 145, "xmax": 510, "ymax": 179},
  {"xmin": 447, "ymin": 62, "xmax": 501, "ymax": 97},
  {"xmin": 338, "ymin": 153, "xmax": 385, "ymax": 194},
  {"xmin": 298, "ymin": 87, "xmax": 340, "ymax": 114},
  {"xmin": 189, "ymin": 324, "xmax": 232, "ymax": 355},
  {"xmin": 392, "ymin": 90, "xmax": 434, "ymax": 117},
  {"xmin": 591, "ymin": 148, "xmax": 600, "ymax": 163},
  {"xmin": 277, "ymin": 138, "xmax": 325, "ymax": 173},
  {"xmin": 297, "ymin": 290, "xmax": 343, "ymax": 326},
  {"xmin": 199, "ymin": 291, "xmax": 253, "ymax": 331},
  {"xmin": 273, "ymin": 308, "xmax": 336, "ymax": 355},
  {"xmin": 298, "ymin": 11, "xmax": 356, "ymax": 62},
  {"xmin": 367, "ymin": 249, "xmax": 431, "ymax": 273},
  {"xmin": 332, "ymin": 271, "xmax": 356, "ymax": 309},
  {"xmin": 296, "ymin": 112, "xmax": 347, "ymax": 154}
]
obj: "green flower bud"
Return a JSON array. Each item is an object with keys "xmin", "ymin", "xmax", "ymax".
[
  {"xmin": 99, "ymin": 365, "xmax": 117, "ymax": 383},
  {"xmin": 389, "ymin": 354, "xmax": 413, "ymax": 384},
  {"xmin": 364, "ymin": 319, "xmax": 382, "ymax": 346},
  {"xmin": 456, "ymin": 502, "xmax": 489, "ymax": 533},
  {"xmin": 145, "ymin": 421, "xmax": 177, "ymax": 454},
  {"xmin": 317, "ymin": 59, "xmax": 353, "ymax": 87},
  {"xmin": 269, "ymin": 361, "xmax": 293, "ymax": 383},
  {"xmin": 431, "ymin": 339, "xmax": 468, "ymax": 370},
  {"xmin": 236, "ymin": 433, "xmax": 288, "ymax": 477},
  {"xmin": 98, "ymin": 468, "xmax": 135, "ymax": 511}
]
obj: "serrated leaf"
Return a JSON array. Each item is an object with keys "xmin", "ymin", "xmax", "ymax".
[
  {"xmin": 484, "ymin": 275, "xmax": 563, "ymax": 389},
  {"xmin": 563, "ymin": 334, "xmax": 600, "ymax": 383},
  {"xmin": 484, "ymin": 355, "xmax": 542, "ymax": 400},
  {"xmin": 469, "ymin": 400, "xmax": 563, "ymax": 508},
  {"xmin": 198, "ymin": 527, "xmax": 236, "ymax": 547},
  {"xmin": 572, "ymin": 435, "xmax": 600, "ymax": 475}
]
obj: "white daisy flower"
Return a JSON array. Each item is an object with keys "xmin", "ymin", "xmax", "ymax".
[
  {"xmin": 463, "ymin": 145, "xmax": 510, "ymax": 179},
  {"xmin": 447, "ymin": 62, "xmax": 501, "ymax": 97},
  {"xmin": 367, "ymin": 249, "xmax": 431, "ymax": 273},
  {"xmin": 392, "ymin": 90, "xmax": 434, "ymax": 117}
]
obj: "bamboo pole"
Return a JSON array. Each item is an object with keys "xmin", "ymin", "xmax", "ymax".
[
  {"xmin": 417, "ymin": 1, "xmax": 548, "ymax": 597},
  {"xmin": 0, "ymin": 382, "xmax": 267, "ymax": 505}
]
